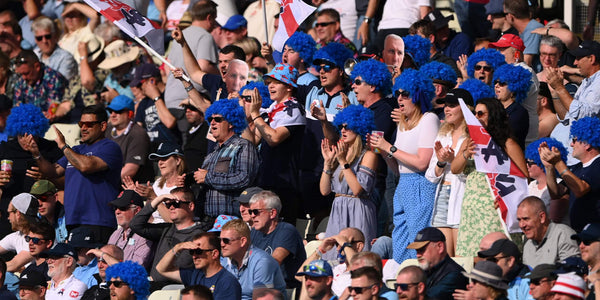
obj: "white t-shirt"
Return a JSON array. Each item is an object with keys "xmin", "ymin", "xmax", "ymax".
[
  {"xmin": 394, "ymin": 112, "xmax": 440, "ymax": 174},
  {"xmin": 151, "ymin": 179, "xmax": 177, "ymax": 223},
  {"xmin": 319, "ymin": 0, "xmax": 358, "ymax": 43},
  {"xmin": 46, "ymin": 275, "xmax": 88, "ymax": 299},
  {"xmin": 166, "ymin": 0, "xmax": 189, "ymax": 30},
  {"xmin": 0, "ymin": 231, "xmax": 29, "ymax": 254},
  {"xmin": 378, "ymin": 0, "xmax": 432, "ymax": 30}
]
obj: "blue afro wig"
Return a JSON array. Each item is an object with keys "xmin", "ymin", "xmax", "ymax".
[
  {"xmin": 492, "ymin": 64, "xmax": 532, "ymax": 103},
  {"xmin": 570, "ymin": 117, "xmax": 600, "ymax": 149},
  {"xmin": 106, "ymin": 261, "xmax": 149, "ymax": 300},
  {"xmin": 5, "ymin": 104, "xmax": 50, "ymax": 137},
  {"xmin": 467, "ymin": 48, "xmax": 506, "ymax": 78},
  {"xmin": 313, "ymin": 42, "xmax": 354, "ymax": 69},
  {"xmin": 459, "ymin": 79, "xmax": 496, "ymax": 103},
  {"xmin": 240, "ymin": 81, "xmax": 273, "ymax": 108},
  {"xmin": 420, "ymin": 61, "xmax": 458, "ymax": 87},
  {"xmin": 284, "ymin": 31, "xmax": 317, "ymax": 66},
  {"xmin": 332, "ymin": 104, "xmax": 375, "ymax": 141},
  {"xmin": 350, "ymin": 59, "xmax": 392, "ymax": 96},
  {"xmin": 393, "ymin": 68, "xmax": 435, "ymax": 113},
  {"xmin": 205, "ymin": 99, "xmax": 248, "ymax": 134},
  {"xmin": 403, "ymin": 35, "xmax": 431, "ymax": 68},
  {"xmin": 525, "ymin": 137, "xmax": 568, "ymax": 173}
]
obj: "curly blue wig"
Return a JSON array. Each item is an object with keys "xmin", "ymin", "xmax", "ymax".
[
  {"xmin": 332, "ymin": 105, "xmax": 375, "ymax": 141},
  {"xmin": 313, "ymin": 42, "xmax": 354, "ymax": 69},
  {"xmin": 106, "ymin": 261, "xmax": 149, "ymax": 300},
  {"xmin": 420, "ymin": 61, "xmax": 458, "ymax": 87},
  {"xmin": 5, "ymin": 104, "xmax": 50, "ymax": 137},
  {"xmin": 403, "ymin": 35, "xmax": 431, "ymax": 68},
  {"xmin": 570, "ymin": 117, "xmax": 600, "ymax": 149},
  {"xmin": 240, "ymin": 81, "xmax": 273, "ymax": 108},
  {"xmin": 205, "ymin": 99, "xmax": 248, "ymax": 134},
  {"xmin": 525, "ymin": 137, "xmax": 568, "ymax": 173},
  {"xmin": 492, "ymin": 64, "xmax": 532, "ymax": 103},
  {"xmin": 350, "ymin": 59, "xmax": 392, "ymax": 96},
  {"xmin": 459, "ymin": 79, "xmax": 496, "ymax": 103},
  {"xmin": 284, "ymin": 31, "xmax": 317, "ymax": 66},
  {"xmin": 466, "ymin": 48, "xmax": 506, "ymax": 78},
  {"xmin": 393, "ymin": 68, "xmax": 435, "ymax": 113}
]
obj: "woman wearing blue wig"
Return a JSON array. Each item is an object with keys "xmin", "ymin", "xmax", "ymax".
[
  {"xmin": 320, "ymin": 104, "xmax": 378, "ymax": 251},
  {"xmin": 368, "ymin": 69, "xmax": 440, "ymax": 263}
]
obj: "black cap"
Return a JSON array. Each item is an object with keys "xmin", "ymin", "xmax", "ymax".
[
  {"xmin": 571, "ymin": 223, "xmax": 600, "ymax": 242},
  {"xmin": 17, "ymin": 269, "xmax": 47, "ymax": 287},
  {"xmin": 238, "ymin": 187, "xmax": 263, "ymax": 204},
  {"xmin": 66, "ymin": 227, "xmax": 103, "ymax": 249},
  {"xmin": 478, "ymin": 239, "xmax": 521, "ymax": 259},
  {"xmin": 569, "ymin": 41, "xmax": 600, "ymax": 59},
  {"xmin": 110, "ymin": 190, "xmax": 145, "ymax": 208},
  {"xmin": 407, "ymin": 227, "xmax": 446, "ymax": 249},
  {"xmin": 424, "ymin": 10, "xmax": 454, "ymax": 30},
  {"xmin": 148, "ymin": 142, "xmax": 184, "ymax": 160},
  {"xmin": 524, "ymin": 264, "xmax": 558, "ymax": 280},
  {"xmin": 40, "ymin": 243, "xmax": 77, "ymax": 259},
  {"xmin": 436, "ymin": 88, "xmax": 474, "ymax": 106}
]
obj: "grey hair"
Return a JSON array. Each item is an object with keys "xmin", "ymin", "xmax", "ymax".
[
  {"xmin": 31, "ymin": 17, "xmax": 56, "ymax": 35},
  {"xmin": 249, "ymin": 190, "xmax": 282, "ymax": 216},
  {"xmin": 546, "ymin": 19, "xmax": 570, "ymax": 30},
  {"xmin": 94, "ymin": 23, "xmax": 122, "ymax": 43},
  {"xmin": 385, "ymin": 34, "xmax": 403, "ymax": 44},
  {"xmin": 540, "ymin": 35, "xmax": 565, "ymax": 54}
]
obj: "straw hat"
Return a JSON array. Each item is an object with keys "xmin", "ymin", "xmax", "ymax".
[
  {"xmin": 98, "ymin": 39, "xmax": 140, "ymax": 70},
  {"xmin": 73, "ymin": 32, "xmax": 105, "ymax": 63}
]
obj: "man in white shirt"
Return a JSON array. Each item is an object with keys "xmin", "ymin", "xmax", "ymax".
[{"xmin": 40, "ymin": 243, "xmax": 87, "ymax": 299}]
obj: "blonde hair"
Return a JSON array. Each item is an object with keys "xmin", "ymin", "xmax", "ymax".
[
  {"xmin": 398, "ymin": 106, "xmax": 423, "ymax": 132},
  {"xmin": 222, "ymin": 218, "xmax": 251, "ymax": 239},
  {"xmin": 157, "ymin": 155, "xmax": 187, "ymax": 188}
]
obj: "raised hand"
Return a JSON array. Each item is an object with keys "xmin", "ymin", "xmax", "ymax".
[
  {"xmin": 321, "ymin": 139, "xmax": 337, "ymax": 166},
  {"xmin": 310, "ymin": 100, "xmax": 327, "ymax": 121}
]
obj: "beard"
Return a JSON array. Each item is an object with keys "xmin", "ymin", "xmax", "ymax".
[{"xmin": 418, "ymin": 260, "xmax": 430, "ymax": 271}]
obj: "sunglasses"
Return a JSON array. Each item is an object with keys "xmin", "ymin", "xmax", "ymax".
[
  {"xmin": 353, "ymin": 78, "xmax": 364, "ymax": 85},
  {"xmin": 579, "ymin": 239, "xmax": 598, "ymax": 246},
  {"xmin": 107, "ymin": 280, "xmax": 129, "ymax": 288},
  {"xmin": 108, "ymin": 109, "xmax": 127, "ymax": 114},
  {"xmin": 303, "ymin": 264, "xmax": 328, "ymax": 274},
  {"xmin": 494, "ymin": 80, "xmax": 508, "ymax": 87},
  {"xmin": 526, "ymin": 159, "xmax": 536, "ymax": 166},
  {"xmin": 315, "ymin": 21, "xmax": 335, "ymax": 27},
  {"xmin": 530, "ymin": 278, "xmax": 551, "ymax": 286},
  {"xmin": 572, "ymin": 137, "xmax": 578, "ymax": 144},
  {"xmin": 189, "ymin": 248, "xmax": 215, "ymax": 255},
  {"xmin": 35, "ymin": 34, "xmax": 52, "ymax": 41},
  {"xmin": 78, "ymin": 121, "xmax": 101, "ymax": 128},
  {"xmin": 444, "ymin": 103, "xmax": 459, "ymax": 108},
  {"xmin": 115, "ymin": 205, "xmax": 135, "ymax": 212},
  {"xmin": 475, "ymin": 110, "xmax": 487, "ymax": 118},
  {"xmin": 394, "ymin": 90, "xmax": 410, "ymax": 99},
  {"xmin": 163, "ymin": 200, "xmax": 191, "ymax": 209},
  {"xmin": 36, "ymin": 194, "xmax": 52, "ymax": 202},
  {"xmin": 315, "ymin": 64, "xmax": 335, "ymax": 73},
  {"xmin": 219, "ymin": 237, "xmax": 241, "ymax": 244},
  {"xmin": 394, "ymin": 283, "xmax": 418, "ymax": 291},
  {"xmin": 338, "ymin": 124, "xmax": 349, "ymax": 131},
  {"xmin": 248, "ymin": 208, "xmax": 271, "ymax": 216},
  {"xmin": 348, "ymin": 284, "xmax": 375, "ymax": 294},
  {"xmin": 485, "ymin": 255, "xmax": 509, "ymax": 263},
  {"xmin": 474, "ymin": 65, "xmax": 493, "ymax": 72},
  {"xmin": 25, "ymin": 236, "xmax": 47, "ymax": 245},
  {"xmin": 208, "ymin": 116, "xmax": 225, "ymax": 123}
]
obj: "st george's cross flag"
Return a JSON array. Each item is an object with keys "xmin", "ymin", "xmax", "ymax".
[
  {"xmin": 459, "ymin": 98, "xmax": 529, "ymax": 233},
  {"xmin": 272, "ymin": 0, "xmax": 316, "ymax": 51},
  {"xmin": 83, "ymin": 0, "xmax": 165, "ymax": 55}
]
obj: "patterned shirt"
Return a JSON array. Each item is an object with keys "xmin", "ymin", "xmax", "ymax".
[
  {"xmin": 13, "ymin": 65, "xmax": 67, "ymax": 112},
  {"xmin": 202, "ymin": 134, "xmax": 259, "ymax": 217}
]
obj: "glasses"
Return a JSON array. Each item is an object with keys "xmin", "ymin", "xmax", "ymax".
[
  {"xmin": 78, "ymin": 121, "xmax": 101, "ymax": 128},
  {"xmin": 189, "ymin": 248, "xmax": 215, "ymax": 256},
  {"xmin": 315, "ymin": 64, "xmax": 335, "ymax": 73},
  {"xmin": 572, "ymin": 137, "xmax": 578, "ymax": 144},
  {"xmin": 108, "ymin": 109, "xmax": 127, "ymax": 114},
  {"xmin": 304, "ymin": 264, "xmax": 328, "ymax": 274},
  {"xmin": 540, "ymin": 52, "xmax": 559, "ymax": 58},
  {"xmin": 219, "ymin": 237, "xmax": 241, "ymax": 244},
  {"xmin": 580, "ymin": 239, "xmax": 598, "ymax": 246},
  {"xmin": 315, "ymin": 21, "xmax": 335, "ymax": 27},
  {"xmin": 348, "ymin": 284, "xmax": 375, "ymax": 294},
  {"xmin": 475, "ymin": 110, "xmax": 487, "ymax": 118},
  {"xmin": 25, "ymin": 236, "xmax": 47, "ymax": 245},
  {"xmin": 394, "ymin": 283, "xmax": 418, "ymax": 291},
  {"xmin": 394, "ymin": 90, "xmax": 410, "ymax": 99},
  {"xmin": 530, "ymin": 278, "xmax": 551, "ymax": 286},
  {"xmin": 208, "ymin": 116, "xmax": 224, "ymax": 123},
  {"xmin": 486, "ymin": 255, "xmax": 509, "ymax": 263},
  {"xmin": 115, "ymin": 205, "xmax": 135, "ymax": 212},
  {"xmin": 474, "ymin": 65, "xmax": 493, "ymax": 72},
  {"xmin": 526, "ymin": 159, "xmax": 536, "ymax": 166},
  {"xmin": 163, "ymin": 200, "xmax": 191, "ymax": 209},
  {"xmin": 491, "ymin": 12, "xmax": 507, "ymax": 18},
  {"xmin": 494, "ymin": 80, "xmax": 508, "ymax": 87},
  {"xmin": 353, "ymin": 78, "xmax": 364, "ymax": 85},
  {"xmin": 36, "ymin": 194, "xmax": 53, "ymax": 202},
  {"xmin": 338, "ymin": 124, "xmax": 349, "ymax": 131},
  {"xmin": 107, "ymin": 280, "xmax": 129, "ymax": 288},
  {"xmin": 35, "ymin": 34, "xmax": 52, "ymax": 41},
  {"xmin": 444, "ymin": 103, "xmax": 459, "ymax": 108},
  {"xmin": 249, "ymin": 208, "xmax": 271, "ymax": 216}
]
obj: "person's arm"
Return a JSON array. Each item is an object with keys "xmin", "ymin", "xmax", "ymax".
[
  {"xmin": 121, "ymin": 163, "xmax": 140, "ymax": 180},
  {"xmin": 272, "ymin": 247, "xmax": 291, "ymax": 265},
  {"xmin": 419, "ymin": 6, "xmax": 432, "ymax": 18},
  {"xmin": 371, "ymin": 135, "xmax": 434, "ymax": 172},
  {"xmin": 144, "ymin": 83, "xmax": 177, "ymax": 129},
  {"xmin": 129, "ymin": 195, "xmax": 171, "ymax": 240},
  {"xmin": 154, "ymin": 0, "xmax": 167, "ymax": 28},
  {"xmin": 532, "ymin": 27, "xmax": 579, "ymax": 49},
  {"xmin": 524, "ymin": 54, "xmax": 535, "ymax": 67},
  {"xmin": 86, "ymin": 248, "xmax": 120, "ymax": 266},
  {"xmin": 356, "ymin": 0, "xmax": 379, "ymax": 46},
  {"xmin": 62, "ymin": 3, "xmax": 99, "ymax": 31},
  {"xmin": 584, "ymin": 0, "xmax": 599, "ymax": 40},
  {"xmin": 23, "ymin": 0, "xmax": 41, "ymax": 20},
  {"xmin": 155, "ymin": 241, "xmax": 201, "ymax": 283},
  {"xmin": 54, "ymin": 127, "xmax": 109, "ymax": 174},
  {"xmin": 320, "ymin": 138, "xmax": 336, "ymax": 196},
  {"xmin": 336, "ymin": 147, "xmax": 377, "ymax": 196},
  {"xmin": 451, "ymin": 138, "xmax": 474, "ymax": 174},
  {"xmin": 6, "ymin": 251, "xmax": 34, "ymax": 272},
  {"xmin": 174, "ymin": 70, "xmax": 211, "ymax": 113},
  {"xmin": 171, "ymin": 27, "xmax": 211, "ymax": 84},
  {"xmin": 20, "ymin": 133, "xmax": 66, "ymax": 178},
  {"xmin": 78, "ymin": 41, "xmax": 96, "ymax": 91},
  {"xmin": 248, "ymin": 89, "xmax": 292, "ymax": 147},
  {"xmin": 504, "ymin": 138, "xmax": 529, "ymax": 178}
]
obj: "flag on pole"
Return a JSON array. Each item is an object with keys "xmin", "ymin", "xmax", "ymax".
[
  {"xmin": 459, "ymin": 99, "xmax": 529, "ymax": 233},
  {"xmin": 272, "ymin": 0, "xmax": 316, "ymax": 51},
  {"xmin": 83, "ymin": 0, "xmax": 165, "ymax": 55}
]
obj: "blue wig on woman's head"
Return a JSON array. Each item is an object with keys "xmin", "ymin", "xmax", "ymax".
[
  {"xmin": 332, "ymin": 104, "xmax": 375, "ymax": 141},
  {"xmin": 393, "ymin": 68, "xmax": 435, "ymax": 113},
  {"xmin": 312, "ymin": 42, "xmax": 354, "ymax": 69},
  {"xmin": 467, "ymin": 48, "xmax": 506, "ymax": 78},
  {"xmin": 284, "ymin": 31, "xmax": 317, "ymax": 66},
  {"xmin": 205, "ymin": 99, "xmax": 247, "ymax": 134},
  {"xmin": 402, "ymin": 35, "xmax": 431, "ymax": 68},
  {"xmin": 525, "ymin": 137, "xmax": 568, "ymax": 173},
  {"xmin": 240, "ymin": 81, "xmax": 273, "ymax": 108},
  {"xmin": 570, "ymin": 117, "xmax": 600, "ymax": 149},
  {"xmin": 492, "ymin": 64, "xmax": 533, "ymax": 103},
  {"xmin": 350, "ymin": 59, "xmax": 392, "ymax": 96},
  {"xmin": 105, "ymin": 261, "xmax": 149, "ymax": 300},
  {"xmin": 420, "ymin": 61, "xmax": 458, "ymax": 87},
  {"xmin": 459, "ymin": 79, "xmax": 496, "ymax": 103},
  {"xmin": 5, "ymin": 104, "xmax": 50, "ymax": 137}
]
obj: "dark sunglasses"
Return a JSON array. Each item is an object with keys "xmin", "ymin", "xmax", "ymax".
[
  {"xmin": 494, "ymin": 80, "xmax": 508, "ymax": 87},
  {"xmin": 163, "ymin": 200, "xmax": 191, "ymax": 209},
  {"xmin": 35, "ymin": 34, "xmax": 52, "ymax": 41},
  {"xmin": 25, "ymin": 236, "xmax": 47, "ymax": 245},
  {"xmin": 315, "ymin": 21, "xmax": 335, "ymax": 27},
  {"xmin": 444, "ymin": 102, "xmax": 459, "ymax": 108},
  {"xmin": 530, "ymin": 278, "xmax": 551, "ymax": 285},
  {"xmin": 572, "ymin": 137, "xmax": 578, "ymax": 144},
  {"xmin": 474, "ymin": 65, "xmax": 493, "ymax": 72},
  {"xmin": 78, "ymin": 121, "xmax": 101, "ymax": 128},
  {"xmin": 348, "ymin": 284, "xmax": 375, "ymax": 294},
  {"xmin": 394, "ymin": 90, "xmax": 410, "ymax": 99},
  {"xmin": 248, "ymin": 208, "xmax": 270, "ymax": 216},
  {"xmin": 189, "ymin": 248, "xmax": 215, "ymax": 255},
  {"xmin": 394, "ymin": 283, "xmax": 418, "ymax": 291},
  {"xmin": 338, "ymin": 124, "xmax": 349, "ymax": 131},
  {"xmin": 353, "ymin": 78, "xmax": 364, "ymax": 85},
  {"xmin": 475, "ymin": 110, "xmax": 487, "ymax": 118},
  {"xmin": 315, "ymin": 64, "xmax": 335, "ymax": 72},
  {"xmin": 485, "ymin": 255, "xmax": 508, "ymax": 263},
  {"xmin": 491, "ymin": 12, "xmax": 507, "ymax": 18},
  {"xmin": 107, "ymin": 280, "xmax": 129, "ymax": 288},
  {"xmin": 580, "ymin": 239, "xmax": 598, "ymax": 246},
  {"xmin": 36, "ymin": 194, "xmax": 52, "ymax": 202},
  {"xmin": 219, "ymin": 237, "xmax": 241, "ymax": 244},
  {"xmin": 108, "ymin": 109, "xmax": 127, "ymax": 114},
  {"xmin": 208, "ymin": 116, "xmax": 225, "ymax": 123},
  {"xmin": 526, "ymin": 159, "xmax": 536, "ymax": 166},
  {"xmin": 115, "ymin": 205, "xmax": 135, "ymax": 212}
]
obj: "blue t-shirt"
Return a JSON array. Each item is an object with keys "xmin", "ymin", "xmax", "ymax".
[
  {"xmin": 180, "ymin": 267, "xmax": 241, "ymax": 300},
  {"xmin": 569, "ymin": 156, "xmax": 600, "ymax": 231},
  {"xmin": 57, "ymin": 138, "xmax": 122, "ymax": 228},
  {"xmin": 73, "ymin": 258, "xmax": 99, "ymax": 288}
]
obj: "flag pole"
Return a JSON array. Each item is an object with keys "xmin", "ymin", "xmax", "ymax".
[
  {"xmin": 133, "ymin": 36, "xmax": 191, "ymax": 82},
  {"xmin": 262, "ymin": 0, "xmax": 269, "ymax": 45}
]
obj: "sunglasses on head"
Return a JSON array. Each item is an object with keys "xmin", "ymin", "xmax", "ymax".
[
  {"xmin": 494, "ymin": 80, "xmax": 508, "ymax": 87},
  {"xmin": 25, "ymin": 236, "xmax": 47, "ymax": 245},
  {"xmin": 475, "ymin": 110, "xmax": 487, "ymax": 118},
  {"xmin": 35, "ymin": 34, "xmax": 52, "ymax": 41},
  {"xmin": 315, "ymin": 21, "xmax": 335, "ymax": 28},
  {"xmin": 248, "ymin": 208, "xmax": 270, "ymax": 216},
  {"xmin": 394, "ymin": 283, "xmax": 418, "ymax": 291},
  {"xmin": 107, "ymin": 280, "xmax": 129, "ymax": 288},
  {"xmin": 394, "ymin": 90, "xmax": 410, "ymax": 99},
  {"xmin": 353, "ymin": 78, "xmax": 364, "ymax": 86},
  {"xmin": 348, "ymin": 284, "xmax": 375, "ymax": 294},
  {"xmin": 315, "ymin": 64, "xmax": 335, "ymax": 73},
  {"xmin": 208, "ymin": 116, "xmax": 224, "ymax": 123},
  {"xmin": 189, "ymin": 248, "xmax": 215, "ymax": 255},
  {"xmin": 163, "ymin": 199, "xmax": 191, "ymax": 209},
  {"xmin": 474, "ymin": 65, "xmax": 493, "ymax": 72},
  {"xmin": 78, "ymin": 121, "xmax": 101, "ymax": 128},
  {"xmin": 219, "ymin": 237, "xmax": 241, "ymax": 244}
]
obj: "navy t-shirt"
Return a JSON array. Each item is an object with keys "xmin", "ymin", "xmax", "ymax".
[
  {"xmin": 569, "ymin": 157, "xmax": 600, "ymax": 231},
  {"xmin": 135, "ymin": 97, "xmax": 181, "ymax": 149},
  {"xmin": 202, "ymin": 74, "xmax": 227, "ymax": 101},
  {"xmin": 505, "ymin": 101, "xmax": 529, "ymax": 150},
  {"xmin": 179, "ymin": 267, "xmax": 241, "ymax": 300}
]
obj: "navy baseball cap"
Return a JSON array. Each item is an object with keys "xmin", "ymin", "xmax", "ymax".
[
  {"xmin": 571, "ymin": 223, "xmax": 600, "ymax": 242},
  {"xmin": 296, "ymin": 259, "xmax": 333, "ymax": 277},
  {"xmin": 149, "ymin": 143, "xmax": 184, "ymax": 160},
  {"xmin": 40, "ymin": 243, "xmax": 77, "ymax": 259},
  {"xmin": 222, "ymin": 15, "xmax": 247, "ymax": 31},
  {"xmin": 569, "ymin": 41, "xmax": 600, "ymax": 59},
  {"xmin": 554, "ymin": 256, "xmax": 588, "ymax": 276},
  {"xmin": 130, "ymin": 63, "xmax": 161, "ymax": 87},
  {"xmin": 407, "ymin": 227, "xmax": 446, "ymax": 249},
  {"xmin": 478, "ymin": 239, "xmax": 521, "ymax": 259}
]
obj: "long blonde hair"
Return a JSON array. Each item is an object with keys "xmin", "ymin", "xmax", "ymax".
[
  {"xmin": 157, "ymin": 155, "xmax": 187, "ymax": 188},
  {"xmin": 398, "ymin": 106, "xmax": 423, "ymax": 132}
]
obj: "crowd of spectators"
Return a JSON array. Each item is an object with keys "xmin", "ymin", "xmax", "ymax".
[{"xmin": 1, "ymin": 0, "xmax": 600, "ymax": 299}]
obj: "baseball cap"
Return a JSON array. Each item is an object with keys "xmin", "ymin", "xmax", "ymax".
[
  {"xmin": 222, "ymin": 15, "xmax": 247, "ymax": 31},
  {"xmin": 407, "ymin": 227, "xmax": 446, "ymax": 249},
  {"xmin": 149, "ymin": 143, "xmax": 184, "ymax": 160},
  {"xmin": 208, "ymin": 215, "xmax": 239, "ymax": 232},
  {"xmin": 551, "ymin": 273, "xmax": 585, "ymax": 299},
  {"xmin": 107, "ymin": 95, "xmax": 135, "ymax": 112},
  {"xmin": 17, "ymin": 269, "xmax": 47, "ymax": 287},
  {"xmin": 489, "ymin": 34, "xmax": 525, "ymax": 52},
  {"xmin": 67, "ymin": 227, "xmax": 103, "ymax": 249},
  {"xmin": 524, "ymin": 264, "xmax": 557, "ymax": 280},
  {"xmin": 424, "ymin": 10, "xmax": 454, "ymax": 30},
  {"xmin": 30, "ymin": 180, "xmax": 58, "ymax": 195},
  {"xmin": 569, "ymin": 41, "xmax": 600, "ymax": 59},
  {"xmin": 477, "ymin": 239, "xmax": 521, "ymax": 259},
  {"xmin": 485, "ymin": 0, "xmax": 505, "ymax": 15},
  {"xmin": 436, "ymin": 88, "xmax": 474, "ymax": 106},
  {"xmin": 40, "ymin": 243, "xmax": 77, "ymax": 259},
  {"xmin": 554, "ymin": 256, "xmax": 588, "ymax": 276},
  {"xmin": 130, "ymin": 63, "xmax": 161, "ymax": 87},
  {"xmin": 296, "ymin": 259, "xmax": 333, "ymax": 277},
  {"xmin": 110, "ymin": 190, "xmax": 145, "ymax": 208},
  {"xmin": 238, "ymin": 187, "xmax": 263, "ymax": 204},
  {"xmin": 11, "ymin": 193, "xmax": 40, "ymax": 218},
  {"xmin": 571, "ymin": 223, "xmax": 600, "ymax": 242}
]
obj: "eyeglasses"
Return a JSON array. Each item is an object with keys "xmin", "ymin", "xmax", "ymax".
[
  {"xmin": 315, "ymin": 21, "xmax": 335, "ymax": 27},
  {"xmin": 491, "ymin": 12, "xmax": 507, "ymax": 18},
  {"xmin": 475, "ymin": 110, "xmax": 487, "ymax": 118},
  {"xmin": 353, "ymin": 78, "xmax": 364, "ymax": 86},
  {"xmin": 25, "ymin": 236, "xmax": 47, "ymax": 245},
  {"xmin": 474, "ymin": 65, "xmax": 493, "ymax": 72},
  {"xmin": 107, "ymin": 280, "xmax": 129, "ymax": 288},
  {"xmin": 208, "ymin": 116, "xmax": 224, "ymax": 123},
  {"xmin": 526, "ymin": 159, "xmax": 536, "ymax": 166},
  {"xmin": 315, "ymin": 64, "xmax": 335, "ymax": 73},
  {"xmin": 78, "ymin": 121, "xmax": 101, "ymax": 128},
  {"xmin": 394, "ymin": 90, "xmax": 410, "ymax": 99},
  {"xmin": 338, "ymin": 124, "xmax": 349, "ymax": 131},
  {"xmin": 485, "ymin": 255, "xmax": 509, "ymax": 263},
  {"xmin": 35, "ymin": 34, "xmax": 52, "ymax": 41},
  {"xmin": 530, "ymin": 278, "xmax": 552, "ymax": 285},
  {"xmin": 189, "ymin": 248, "xmax": 215, "ymax": 255},
  {"xmin": 494, "ymin": 80, "xmax": 508, "ymax": 87},
  {"xmin": 394, "ymin": 283, "xmax": 418, "ymax": 291},
  {"xmin": 163, "ymin": 200, "xmax": 191, "ymax": 209},
  {"xmin": 219, "ymin": 237, "xmax": 241, "ymax": 244},
  {"xmin": 249, "ymin": 208, "xmax": 271, "ymax": 216},
  {"xmin": 348, "ymin": 284, "xmax": 376, "ymax": 294}
]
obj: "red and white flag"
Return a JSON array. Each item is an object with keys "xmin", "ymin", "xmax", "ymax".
[
  {"xmin": 459, "ymin": 99, "xmax": 528, "ymax": 233},
  {"xmin": 83, "ymin": 0, "xmax": 165, "ymax": 55},
  {"xmin": 272, "ymin": 0, "xmax": 316, "ymax": 51}
]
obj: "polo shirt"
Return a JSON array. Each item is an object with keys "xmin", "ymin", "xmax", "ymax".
[{"xmin": 522, "ymin": 222, "xmax": 580, "ymax": 268}]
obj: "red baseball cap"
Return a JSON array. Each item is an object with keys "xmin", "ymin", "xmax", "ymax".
[{"xmin": 489, "ymin": 34, "xmax": 525, "ymax": 52}]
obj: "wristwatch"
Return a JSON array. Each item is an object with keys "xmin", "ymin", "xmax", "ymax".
[
  {"xmin": 387, "ymin": 146, "xmax": 397, "ymax": 158},
  {"xmin": 153, "ymin": 96, "xmax": 161, "ymax": 102},
  {"xmin": 363, "ymin": 17, "xmax": 372, "ymax": 24},
  {"xmin": 185, "ymin": 85, "xmax": 194, "ymax": 92},
  {"xmin": 343, "ymin": 163, "xmax": 351, "ymax": 170}
]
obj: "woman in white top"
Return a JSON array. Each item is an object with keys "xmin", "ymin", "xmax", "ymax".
[{"xmin": 58, "ymin": 2, "xmax": 100, "ymax": 59}]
